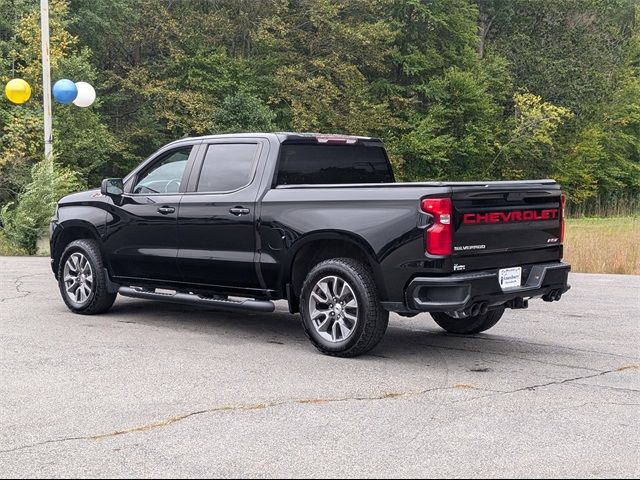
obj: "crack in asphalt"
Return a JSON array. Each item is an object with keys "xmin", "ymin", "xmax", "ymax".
[
  {"xmin": 572, "ymin": 383, "xmax": 640, "ymax": 394},
  {"xmin": 450, "ymin": 364, "xmax": 640, "ymax": 405},
  {"xmin": 0, "ymin": 273, "xmax": 48, "ymax": 303},
  {"xmin": 0, "ymin": 384, "xmax": 488, "ymax": 454},
  {"xmin": 505, "ymin": 365, "xmax": 638, "ymax": 394},
  {"xmin": 2, "ymin": 365, "xmax": 638, "ymax": 455},
  {"xmin": 553, "ymin": 401, "xmax": 640, "ymax": 411}
]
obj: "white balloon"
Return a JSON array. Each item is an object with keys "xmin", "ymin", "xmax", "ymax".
[{"xmin": 73, "ymin": 81, "xmax": 96, "ymax": 108}]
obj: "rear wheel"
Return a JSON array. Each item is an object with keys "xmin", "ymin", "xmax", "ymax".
[
  {"xmin": 431, "ymin": 307, "xmax": 505, "ymax": 335},
  {"xmin": 58, "ymin": 239, "xmax": 117, "ymax": 315},
  {"xmin": 300, "ymin": 258, "xmax": 388, "ymax": 357}
]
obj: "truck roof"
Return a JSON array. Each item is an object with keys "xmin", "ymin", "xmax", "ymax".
[{"xmin": 165, "ymin": 132, "xmax": 383, "ymax": 146}]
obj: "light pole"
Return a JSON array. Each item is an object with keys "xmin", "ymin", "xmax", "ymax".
[{"xmin": 40, "ymin": 0, "xmax": 53, "ymax": 163}]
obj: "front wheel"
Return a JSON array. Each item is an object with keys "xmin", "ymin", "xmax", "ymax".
[
  {"xmin": 300, "ymin": 258, "xmax": 389, "ymax": 357},
  {"xmin": 431, "ymin": 307, "xmax": 505, "ymax": 335},
  {"xmin": 57, "ymin": 239, "xmax": 117, "ymax": 315}
]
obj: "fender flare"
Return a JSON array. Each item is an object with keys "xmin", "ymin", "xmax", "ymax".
[
  {"xmin": 280, "ymin": 230, "xmax": 388, "ymax": 300},
  {"xmin": 51, "ymin": 219, "xmax": 103, "ymax": 274}
]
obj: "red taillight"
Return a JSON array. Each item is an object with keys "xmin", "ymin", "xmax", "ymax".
[
  {"xmin": 421, "ymin": 197, "xmax": 452, "ymax": 256},
  {"xmin": 560, "ymin": 193, "xmax": 566, "ymax": 243}
]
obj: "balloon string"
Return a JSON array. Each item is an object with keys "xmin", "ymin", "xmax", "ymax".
[{"xmin": 11, "ymin": 0, "xmax": 17, "ymax": 78}]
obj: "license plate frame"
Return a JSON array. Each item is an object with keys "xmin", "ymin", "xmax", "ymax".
[{"xmin": 499, "ymin": 266, "xmax": 522, "ymax": 291}]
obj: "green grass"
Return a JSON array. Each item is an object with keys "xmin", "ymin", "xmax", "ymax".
[{"xmin": 564, "ymin": 216, "xmax": 639, "ymax": 275}]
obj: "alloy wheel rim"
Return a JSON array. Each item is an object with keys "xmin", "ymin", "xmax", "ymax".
[
  {"xmin": 63, "ymin": 252, "xmax": 94, "ymax": 305},
  {"xmin": 308, "ymin": 275, "xmax": 358, "ymax": 343}
]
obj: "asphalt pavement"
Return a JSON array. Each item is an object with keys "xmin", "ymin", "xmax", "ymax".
[{"xmin": 1, "ymin": 256, "xmax": 639, "ymax": 478}]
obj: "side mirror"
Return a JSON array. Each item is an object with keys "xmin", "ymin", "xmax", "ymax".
[{"xmin": 101, "ymin": 178, "xmax": 124, "ymax": 197}]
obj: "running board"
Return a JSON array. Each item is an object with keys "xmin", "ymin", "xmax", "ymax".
[{"xmin": 118, "ymin": 287, "xmax": 275, "ymax": 313}]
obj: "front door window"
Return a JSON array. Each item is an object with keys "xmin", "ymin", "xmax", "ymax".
[{"xmin": 133, "ymin": 147, "xmax": 192, "ymax": 194}]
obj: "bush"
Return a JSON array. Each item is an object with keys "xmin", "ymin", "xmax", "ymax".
[
  {"xmin": 0, "ymin": 231, "xmax": 28, "ymax": 256},
  {"xmin": 0, "ymin": 158, "xmax": 83, "ymax": 254}
]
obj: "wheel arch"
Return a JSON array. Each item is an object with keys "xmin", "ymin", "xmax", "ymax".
[
  {"xmin": 283, "ymin": 231, "xmax": 387, "ymax": 313},
  {"xmin": 52, "ymin": 220, "xmax": 102, "ymax": 278}
]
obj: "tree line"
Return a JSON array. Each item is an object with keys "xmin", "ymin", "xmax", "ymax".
[{"xmin": 1, "ymin": 0, "xmax": 639, "ymax": 251}]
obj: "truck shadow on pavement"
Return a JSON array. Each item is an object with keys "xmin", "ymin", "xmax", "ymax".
[{"xmin": 103, "ymin": 298, "xmax": 597, "ymax": 367}]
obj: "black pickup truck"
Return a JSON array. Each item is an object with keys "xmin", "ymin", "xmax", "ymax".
[{"xmin": 50, "ymin": 133, "xmax": 570, "ymax": 357}]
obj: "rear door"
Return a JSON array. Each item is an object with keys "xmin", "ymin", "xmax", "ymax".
[
  {"xmin": 177, "ymin": 139, "xmax": 267, "ymax": 292},
  {"xmin": 450, "ymin": 183, "xmax": 564, "ymax": 272}
]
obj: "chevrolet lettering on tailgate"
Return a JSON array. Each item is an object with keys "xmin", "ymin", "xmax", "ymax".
[{"xmin": 463, "ymin": 209, "xmax": 559, "ymax": 225}]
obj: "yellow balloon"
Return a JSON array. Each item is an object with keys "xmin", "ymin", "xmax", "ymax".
[{"xmin": 5, "ymin": 78, "xmax": 32, "ymax": 104}]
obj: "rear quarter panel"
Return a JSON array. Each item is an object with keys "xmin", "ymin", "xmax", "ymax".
[{"xmin": 258, "ymin": 185, "xmax": 451, "ymax": 302}]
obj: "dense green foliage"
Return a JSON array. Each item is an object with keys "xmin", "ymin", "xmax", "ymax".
[
  {"xmin": 0, "ymin": 156, "xmax": 82, "ymax": 253},
  {"xmin": 1, "ymin": 0, "xmax": 639, "ymax": 250}
]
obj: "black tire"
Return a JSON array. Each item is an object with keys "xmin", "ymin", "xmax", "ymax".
[
  {"xmin": 300, "ymin": 258, "xmax": 389, "ymax": 358},
  {"xmin": 431, "ymin": 307, "xmax": 505, "ymax": 335},
  {"xmin": 57, "ymin": 239, "xmax": 117, "ymax": 315}
]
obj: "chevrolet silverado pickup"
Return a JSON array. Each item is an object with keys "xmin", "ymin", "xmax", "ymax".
[{"xmin": 50, "ymin": 133, "xmax": 570, "ymax": 357}]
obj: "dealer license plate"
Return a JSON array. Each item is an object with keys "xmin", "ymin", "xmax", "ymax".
[{"xmin": 499, "ymin": 267, "xmax": 522, "ymax": 290}]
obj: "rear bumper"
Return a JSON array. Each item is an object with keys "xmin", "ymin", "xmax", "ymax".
[{"xmin": 383, "ymin": 261, "xmax": 570, "ymax": 313}]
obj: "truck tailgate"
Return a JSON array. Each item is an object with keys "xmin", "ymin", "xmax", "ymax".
[{"xmin": 450, "ymin": 183, "xmax": 563, "ymax": 270}]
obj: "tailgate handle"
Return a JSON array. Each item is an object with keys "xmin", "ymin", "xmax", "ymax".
[{"xmin": 507, "ymin": 192, "xmax": 526, "ymax": 201}]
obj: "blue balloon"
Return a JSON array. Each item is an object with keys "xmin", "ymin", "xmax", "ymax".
[{"xmin": 52, "ymin": 79, "xmax": 78, "ymax": 104}]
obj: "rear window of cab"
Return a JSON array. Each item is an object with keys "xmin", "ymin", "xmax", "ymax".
[{"xmin": 276, "ymin": 144, "xmax": 394, "ymax": 185}]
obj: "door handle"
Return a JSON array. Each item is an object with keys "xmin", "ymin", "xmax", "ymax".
[
  {"xmin": 229, "ymin": 206, "xmax": 250, "ymax": 216},
  {"xmin": 157, "ymin": 206, "xmax": 175, "ymax": 215}
]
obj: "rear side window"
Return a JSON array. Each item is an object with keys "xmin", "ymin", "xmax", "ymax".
[
  {"xmin": 196, "ymin": 143, "xmax": 259, "ymax": 192},
  {"xmin": 276, "ymin": 144, "xmax": 394, "ymax": 185}
]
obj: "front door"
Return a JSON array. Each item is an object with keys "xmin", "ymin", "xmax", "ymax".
[
  {"xmin": 177, "ymin": 140, "xmax": 265, "ymax": 292},
  {"xmin": 106, "ymin": 145, "xmax": 196, "ymax": 283}
]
